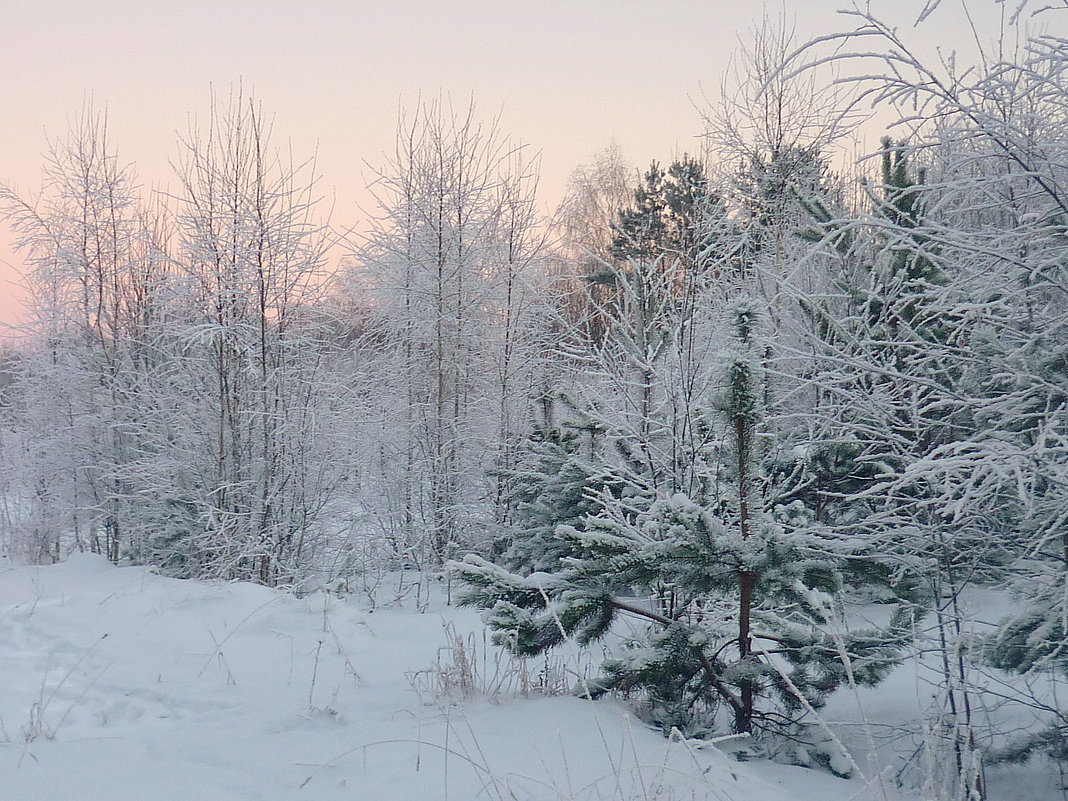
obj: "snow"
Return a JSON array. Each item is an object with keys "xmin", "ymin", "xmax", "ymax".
[{"xmin": 0, "ymin": 555, "xmax": 914, "ymax": 801}]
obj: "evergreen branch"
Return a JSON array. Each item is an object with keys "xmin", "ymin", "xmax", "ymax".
[{"xmin": 608, "ymin": 598, "xmax": 746, "ymax": 718}]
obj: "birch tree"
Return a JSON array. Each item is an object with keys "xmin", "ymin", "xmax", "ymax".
[
  {"xmin": 163, "ymin": 90, "xmax": 342, "ymax": 584},
  {"xmin": 357, "ymin": 97, "xmax": 545, "ymax": 562},
  {"xmin": 0, "ymin": 104, "xmax": 164, "ymax": 563},
  {"xmin": 793, "ymin": 11, "xmax": 1068, "ymax": 795}
]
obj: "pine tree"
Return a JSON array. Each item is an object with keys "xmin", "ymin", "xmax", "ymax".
[
  {"xmin": 611, "ymin": 156, "xmax": 714, "ymax": 269},
  {"xmin": 494, "ymin": 395, "xmax": 614, "ymax": 572},
  {"xmin": 803, "ymin": 18, "xmax": 1068, "ymax": 789},
  {"xmin": 453, "ymin": 298, "xmax": 904, "ymax": 749},
  {"xmin": 796, "ymin": 137, "xmax": 1008, "ymax": 796}
]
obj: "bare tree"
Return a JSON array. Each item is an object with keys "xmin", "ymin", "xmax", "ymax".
[
  {"xmin": 0, "ymin": 103, "xmax": 164, "ymax": 563},
  {"xmin": 165, "ymin": 88, "xmax": 341, "ymax": 584},
  {"xmin": 550, "ymin": 143, "xmax": 634, "ymax": 343},
  {"xmin": 356, "ymin": 97, "xmax": 545, "ymax": 562}
]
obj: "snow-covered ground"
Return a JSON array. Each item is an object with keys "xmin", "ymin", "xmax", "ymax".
[{"xmin": 0, "ymin": 554, "xmax": 934, "ymax": 801}]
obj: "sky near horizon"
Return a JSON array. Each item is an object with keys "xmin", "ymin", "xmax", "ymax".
[{"xmin": 0, "ymin": 0, "xmax": 1048, "ymax": 336}]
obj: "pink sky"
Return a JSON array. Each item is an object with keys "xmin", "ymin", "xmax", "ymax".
[{"xmin": 0, "ymin": 0, "xmax": 1026, "ymax": 338}]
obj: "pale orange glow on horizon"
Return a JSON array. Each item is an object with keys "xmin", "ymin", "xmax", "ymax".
[{"xmin": 0, "ymin": 0, "xmax": 1038, "ymax": 343}]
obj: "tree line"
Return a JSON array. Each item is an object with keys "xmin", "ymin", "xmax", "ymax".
[{"xmin": 1, "ymin": 11, "xmax": 1066, "ymax": 797}]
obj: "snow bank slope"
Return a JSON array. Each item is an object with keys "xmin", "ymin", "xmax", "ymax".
[{"xmin": 0, "ymin": 555, "xmax": 903, "ymax": 801}]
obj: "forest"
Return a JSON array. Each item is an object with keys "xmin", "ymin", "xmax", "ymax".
[{"xmin": 1, "ymin": 8, "xmax": 1066, "ymax": 799}]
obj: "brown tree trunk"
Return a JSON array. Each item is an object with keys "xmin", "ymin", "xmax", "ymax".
[{"xmin": 736, "ymin": 414, "xmax": 754, "ymax": 734}]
